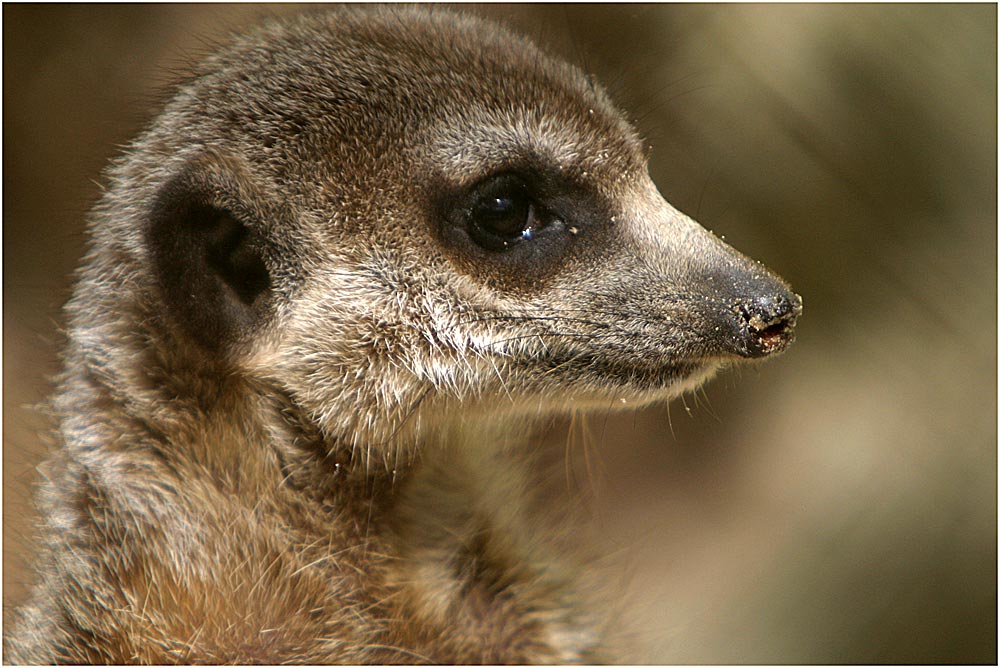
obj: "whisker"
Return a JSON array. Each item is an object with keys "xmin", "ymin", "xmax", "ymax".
[
  {"xmin": 456, "ymin": 312, "xmax": 618, "ymax": 331},
  {"xmin": 484, "ymin": 331, "xmax": 623, "ymax": 347}
]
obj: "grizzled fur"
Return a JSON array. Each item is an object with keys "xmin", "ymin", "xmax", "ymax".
[{"xmin": 5, "ymin": 7, "xmax": 799, "ymax": 664}]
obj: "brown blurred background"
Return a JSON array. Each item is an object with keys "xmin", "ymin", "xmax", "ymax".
[{"xmin": 4, "ymin": 4, "xmax": 996, "ymax": 663}]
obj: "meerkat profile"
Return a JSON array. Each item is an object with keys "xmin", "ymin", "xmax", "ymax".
[{"xmin": 5, "ymin": 7, "xmax": 800, "ymax": 664}]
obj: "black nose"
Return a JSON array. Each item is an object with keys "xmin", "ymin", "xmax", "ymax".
[{"xmin": 734, "ymin": 291, "xmax": 802, "ymax": 358}]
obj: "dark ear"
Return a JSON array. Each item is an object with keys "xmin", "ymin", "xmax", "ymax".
[{"xmin": 146, "ymin": 171, "xmax": 272, "ymax": 353}]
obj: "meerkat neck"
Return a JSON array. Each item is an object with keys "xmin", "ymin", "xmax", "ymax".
[{"xmin": 56, "ymin": 331, "xmax": 424, "ymax": 516}]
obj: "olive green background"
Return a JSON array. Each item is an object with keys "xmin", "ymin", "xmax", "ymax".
[{"xmin": 4, "ymin": 4, "xmax": 996, "ymax": 663}]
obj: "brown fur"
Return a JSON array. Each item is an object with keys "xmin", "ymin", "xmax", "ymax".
[{"xmin": 5, "ymin": 7, "xmax": 799, "ymax": 664}]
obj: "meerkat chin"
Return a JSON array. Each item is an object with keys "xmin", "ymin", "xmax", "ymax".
[{"xmin": 7, "ymin": 7, "xmax": 800, "ymax": 664}]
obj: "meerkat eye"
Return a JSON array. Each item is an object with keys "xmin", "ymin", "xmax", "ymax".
[
  {"xmin": 470, "ymin": 193, "xmax": 538, "ymax": 249},
  {"xmin": 465, "ymin": 176, "xmax": 545, "ymax": 252}
]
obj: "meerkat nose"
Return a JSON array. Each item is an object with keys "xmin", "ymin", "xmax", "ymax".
[{"xmin": 735, "ymin": 291, "xmax": 802, "ymax": 358}]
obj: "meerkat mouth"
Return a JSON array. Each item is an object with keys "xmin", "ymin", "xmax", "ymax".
[{"xmin": 525, "ymin": 349, "xmax": 720, "ymax": 395}]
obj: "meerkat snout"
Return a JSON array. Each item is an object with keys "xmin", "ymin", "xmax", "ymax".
[{"xmin": 7, "ymin": 7, "xmax": 802, "ymax": 664}]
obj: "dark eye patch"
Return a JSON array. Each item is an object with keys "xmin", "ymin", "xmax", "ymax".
[{"xmin": 433, "ymin": 164, "xmax": 617, "ymax": 294}]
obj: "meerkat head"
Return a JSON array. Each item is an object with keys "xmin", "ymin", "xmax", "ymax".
[{"xmin": 87, "ymin": 8, "xmax": 799, "ymax": 450}]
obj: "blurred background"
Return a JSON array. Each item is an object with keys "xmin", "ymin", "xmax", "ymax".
[{"xmin": 4, "ymin": 4, "xmax": 995, "ymax": 663}]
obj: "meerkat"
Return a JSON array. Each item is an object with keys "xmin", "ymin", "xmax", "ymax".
[{"xmin": 5, "ymin": 7, "xmax": 801, "ymax": 664}]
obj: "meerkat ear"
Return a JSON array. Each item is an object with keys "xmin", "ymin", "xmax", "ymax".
[{"xmin": 146, "ymin": 165, "xmax": 273, "ymax": 353}]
